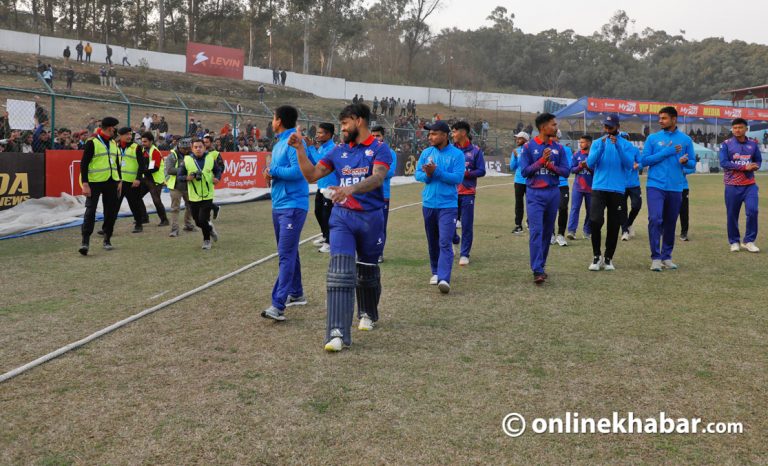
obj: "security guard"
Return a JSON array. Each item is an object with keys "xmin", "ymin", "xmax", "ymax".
[
  {"xmin": 203, "ymin": 134, "xmax": 224, "ymax": 220},
  {"xmin": 117, "ymin": 126, "xmax": 148, "ymax": 233},
  {"xmin": 139, "ymin": 131, "xmax": 169, "ymax": 226},
  {"xmin": 178, "ymin": 138, "xmax": 222, "ymax": 249},
  {"xmin": 79, "ymin": 116, "xmax": 122, "ymax": 255},
  {"xmin": 165, "ymin": 137, "xmax": 196, "ymax": 237}
]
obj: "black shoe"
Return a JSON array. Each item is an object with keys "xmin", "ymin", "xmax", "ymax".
[
  {"xmin": 141, "ymin": 217, "xmax": 150, "ymax": 224},
  {"xmin": 680, "ymin": 232, "xmax": 689, "ymax": 241},
  {"xmin": 183, "ymin": 225, "xmax": 196, "ymax": 232},
  {"xmin": 78, "ymin": 243, "xmax": 89, "ymax": 256},
  {"xmin": 513, "ymin": 226, "xmax": 524, "ymax": 235},
  {"xmin": 96, "ymin": 230, "xmax": 105, "ymax": 236},
  {"xmin": 158, "ymin": 219, "xmax": 170, "ymax": 227},
  {"xmin": 103, "ymin": 240, "xmax": 114, "ymax": 251},
  {"xmin": 132, "ymin": 224, "xmax": 143, "ymax": 233},
  {"xmin": 212, "ymin": 204, "xmax": 221, "ymax": 220}
]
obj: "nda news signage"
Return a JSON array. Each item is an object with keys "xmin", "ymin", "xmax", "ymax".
[
  {"xmin": 0, "ymin": 153, "xmax": 45, "ymax": 210},
  {"xmin": 186, "ymin": 42, "xmax": 244, "ymax": 80}
]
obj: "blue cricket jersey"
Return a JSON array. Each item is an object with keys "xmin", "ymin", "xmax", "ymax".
[{"xmin": 319, "ymin": 134, "xmax": 392, "ymax": 211}]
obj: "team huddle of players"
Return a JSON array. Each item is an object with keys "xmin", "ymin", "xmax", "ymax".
[{"xmin": 260, "ymin": 103, "xmax": 761, "ymax": 352}]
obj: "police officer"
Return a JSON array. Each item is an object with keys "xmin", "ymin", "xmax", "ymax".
[
  {"xmin": 117, "ymin": 126, "xmax": 147, "ymax": 233},
  {"xmin": 79, "ymin": 116, "xmax": 122, "ymax": 255},
  {"xmin": 165, "ymin": 137, "xmax": 196, "ymax": 237}
]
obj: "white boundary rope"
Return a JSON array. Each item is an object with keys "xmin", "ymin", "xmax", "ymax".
[{"xmin": 0, "ymin": 182, "xmax": 514, "ymax": 383}]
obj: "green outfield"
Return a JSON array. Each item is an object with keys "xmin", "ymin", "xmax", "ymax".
[{"xmin": 0, "ymin": 174, "xmax": 766, "ymax": 464}]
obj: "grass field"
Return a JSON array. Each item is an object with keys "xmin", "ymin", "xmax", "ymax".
[{"xmin": 0, "ymin": 174, "xmax": 766, "ymax": 464}]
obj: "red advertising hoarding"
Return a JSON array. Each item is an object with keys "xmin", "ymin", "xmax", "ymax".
[
  {"xmin": 45, "ymin": 150, "xmax": 268, "ymax": 197},
  {"xmin": 219, "ymin": 152, "xmax": 268, "ymax": 189},
  {"xmin": 587, "ymin": 98, "xmax": 768, "ymax": 121},
  {"xmin": 45, "ymin": 150, "xmax": 84, "ymax": 197},
  {"xmin": 186, "ymin": 42, "xmax": 244, "ymax": 80}
]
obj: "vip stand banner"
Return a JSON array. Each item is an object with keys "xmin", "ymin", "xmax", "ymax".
[{"xmin": 0, "ymin": 153, "xmax": 45, "ymax": 210}]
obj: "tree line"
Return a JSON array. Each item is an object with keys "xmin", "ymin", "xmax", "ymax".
[{"xmin": 1, "ymin": 1, "xmax": 766, "ymax": 102}]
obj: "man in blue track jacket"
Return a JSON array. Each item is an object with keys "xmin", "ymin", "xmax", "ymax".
[
  {"xmin": 586, "ymin": 114, "xmax": 634, "ymax": 271},
  {"xmin": 640, "ymin": 106, "xmax": 697, "ymax": 271},
  {"xmin": 415, "ymin": 120, "xmax": 465, "ymax": 294},
  {"xmin": 261, "ymin": 106, "xmax": 310, "ymax": 321}
]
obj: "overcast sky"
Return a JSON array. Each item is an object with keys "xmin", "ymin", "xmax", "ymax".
[{"xmin": 427, "ymin": 0, "xmax": 765, "ymax": 45}]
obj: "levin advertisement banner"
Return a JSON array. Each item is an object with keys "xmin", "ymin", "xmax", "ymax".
[{"xmin": 186, "ymin": 42, "xmax": 244, "ymax": 80}]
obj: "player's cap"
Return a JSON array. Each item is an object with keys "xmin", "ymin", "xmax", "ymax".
[
  {"xmin": 424, "ymin": 121, "xmax": 451, "ymax": 134},
  {"xmin": 603, "ymin": 114, "xmax": 620, "ymax": 128},
  {"xmin": 514, "ymin": 131, "xmax": 530, "ymax": 141}
]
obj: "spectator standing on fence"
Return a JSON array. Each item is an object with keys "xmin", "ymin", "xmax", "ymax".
[
  {"xmin": 78, "ymin": 116, "xmax": 122, "ymax": 256},
  {"xmin": 75, "ymin": 41, "xmax": 83, "ymax": 62},
  {"xmin": 373, "ymin": 97, "xmax": 379, "ymax": 115},
  {"xmin": 188, "ymin": 118, "xmax": 197, "ymax": 136},
  {"xmin": 280, "ymin": 69, "xmax": 287, "ymax": 86},
  {"xmin": 106, "ymin": 44, "xmax": 113, "ymax": 65},
  {"xmin": 99, "ymin": 66, "xmax": 107, "ymax": 86},
  {"xmin": 63, "ymin": 46, "xmax": 71, "ymax": 64},
  {"xmin": 139, "ymin": 132, "xmax": 170, "ymax": 227},
  {"xmin": 258, "ymin": 84, "xmax": 265, "ymax": 102},
  {"xmin": 66, "ymin": 67, "xmax": 74, "ymax": 90},
  {"xmin": 272, "ymin": 68, "xmax": 279, "ymax": 85},
  {"xmin": 108, "ymin": 66, "xmax": 117, "ymax": 87},
  {"xmin": 122, "ymin": 48, "xmax": 131, "ymax": 66},
  {"xmin": 85, "ymin": 42, "xmax": 92, "ymax": 62}
]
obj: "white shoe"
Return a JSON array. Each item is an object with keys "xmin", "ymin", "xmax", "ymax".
[
  {"xmin": 628, "ymin": 225, "xmax": 636, "ymax": 238},
  {"xmin": 429, "ymin": 274, "xmax": 438, "ymax": 285},
  {"xmin": 566, "ymin": 232, "xmax": 576, "ymax": 240},
  {"xmin": 730, "ymin": 243, "xmax": 740, "ymax": 252},
  {"xmin": 650, "ymin": 260, "xmax": 662, "ymax": 272},
  {"xmin": 358, "ymin": 314, "xmax": 374, "ymax": 331},
  {"xmin": 261, "ymin": 305, "xmax": 285, "ymax": 321},
  {"xmin": 438, "ymin": 280, "xmax": 451, "ymax": 294},
  {"xmin": 621, "ymin": 231, "xmax": 630, "ymax": 241},
  {"xmin": 588, "ymin": 256, "xmax": 602, "ymax": 271},
  {"xmin": 324, "ymin": 337, "xmax": 344, "ymax": 352},
  {"xmin": 456, "ymin": 220, "xmax": 462, "ymax": 229},
  {"xmin": 313, "ymin": 237, "xmax": 325, "ymax": 246},
  {"xmin": 459, "ymin": 256, "xmax": 469, "ymax": 266},
  {"xmin": 556, "ymin": 235, "xmax": 567, "ymax": 247},
  {"xmin": 743, "ymin": 242, "xmax": 760, "ymax": 253},
  {"xmin": 318, "ymin": 243, "xmax": 330, "ymax": 253},
  {"xmin": 202, "ymin": 240, "xmax": 211, "ymax": 250},
  {"xmin": 550, "ymin": 235, "xmax": 556, "ymax": 245},
  {"xmin": 661, "ymin": 259, "xmax": 678, "ymax": 270},
  {"xmin": 603, "ymin": 258, "xmax": 615, "ymax": 271}
]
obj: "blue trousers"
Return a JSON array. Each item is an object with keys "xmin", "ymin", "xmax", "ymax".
[
  {"xmin": 271, "ymin": 208, "xmax": 307, "ymax": 310},
  {"xmin": 452, "ymin": 195, "xmax": 476, "ymax": 258},
  {"xmin": 329, "ymin": 207, "xmax": 385, "ymax": 264},
  {"xmin": 567, "ymin": 189, "xmax": 592, "ymax": 235},
  {"xmin": 423, "ymin": 207, "xmax": 458, "ymax": 282},
  {"xmin": 725, "ymin": 184, "xmax": 759, "ymax": 244},
  {"xmin": 527, "ymin": 187, "xmax": 559, "ymax": 274},
  {"xmin": 646, "ymin": 187, "xmax": 682, "ymax": 261}
]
